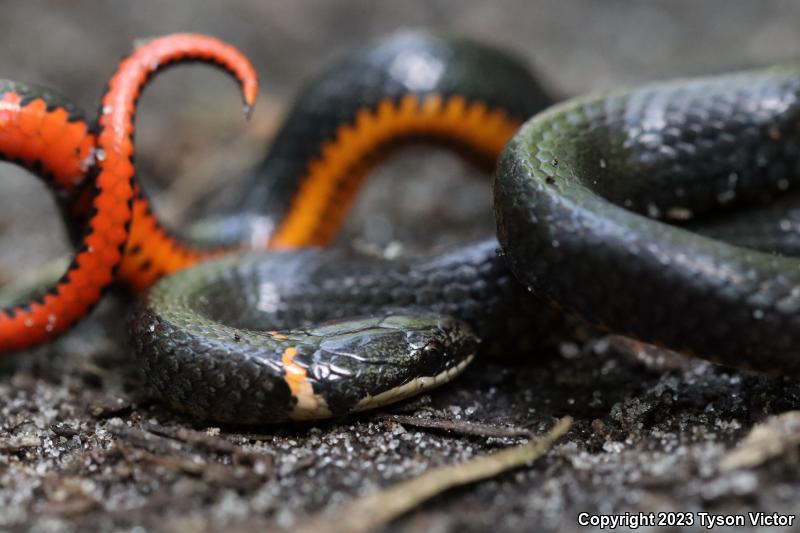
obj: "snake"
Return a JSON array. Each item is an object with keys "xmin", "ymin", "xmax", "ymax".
[
  {"xmin": 3, "ymin": 33, "xmax": 800, "ymax": 423},
  {"xmin": 132, "ymin": 46, "xmax": 800, "ymax": 422},
  {"xmin": 130, "ymin": 33, "xmax": 557, "ymax": 422},
  {"xmin": 0, "ymin": 33, "xmax": 257, "ymax": 351}
]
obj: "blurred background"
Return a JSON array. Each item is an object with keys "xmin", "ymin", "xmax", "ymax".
[
  {"xmin": 1, "ymin": 0, "xmax": 798, "ymax": 279},
  {"xmin": 2, "ymin": 3, "xmax": 800, "ymax": 531}
]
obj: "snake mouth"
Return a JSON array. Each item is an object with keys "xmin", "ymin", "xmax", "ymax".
[
  {"xmin": 349, "ymin": 352, "xmax": 475, "ymax": 413},
  {"xmin": 285, "ymin": 353, "xmax": 478, "ymax": 422}
]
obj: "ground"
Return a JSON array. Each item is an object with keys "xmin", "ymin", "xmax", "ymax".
[{"xmin": 1, "ymin": 2, "xmax": 800, "ymax": 532}]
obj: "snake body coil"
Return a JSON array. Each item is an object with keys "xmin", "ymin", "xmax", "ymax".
[
  {"xmin": 0, "ymin": 34, "xmax": 257, "ymax": 350},
  {"xmin": 136, "ymin": 59, "xmax": 800, "ymax": 422},
  {"xmin": 131, "ymin": 33, "xmax": 557, "ymax": 422},
  {"xmin": 131, "ymin": 33, "xmax": 800, "ymax": 424},
  {"xmin": 4, "ymin": 33, "xmax": 800, "ymax": 423},
  {"xmin": 497, "ymin": 66, "xmax": 800, "ymax": 374}
]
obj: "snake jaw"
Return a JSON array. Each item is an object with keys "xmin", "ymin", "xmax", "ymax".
[{"xmin": 286, "ymin": 314, "xmax": 479, "ymax": 419}]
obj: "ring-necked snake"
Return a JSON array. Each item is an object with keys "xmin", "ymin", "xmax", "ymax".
[
  {"xmin": 3, "ymin": 32, "xmax": 800, "ymax": 423},
  {"xmin": 0, "ymin": 33, "xmax": 257, "ymax": 351}
]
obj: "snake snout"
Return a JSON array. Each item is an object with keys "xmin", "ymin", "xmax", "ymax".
[{"xmin": 302, "ymin": 313, "xmax": 478, "ymax": 417}]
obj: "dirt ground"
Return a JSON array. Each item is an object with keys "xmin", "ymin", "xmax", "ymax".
[{"xmin": 2, "ymin": 2, "xmax": 800, "ymax": 532}]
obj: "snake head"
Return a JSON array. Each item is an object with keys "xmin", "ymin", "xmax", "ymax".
[{"xmin": 288, "ymin": 313, "xmax": 478, "ymax": 419}]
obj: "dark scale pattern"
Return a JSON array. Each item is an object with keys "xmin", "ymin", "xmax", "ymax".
[
  {"xmin": 132, "ymin": 47, "xmax": 800, "ymax": 423},
  {"xmin": 177, "ymin": 241, "xmax": 566, "ymax": 353},
  {"xmin": 192, "ymin": 31, "xmax": 552, "ymax": 244},
  {"xmin": 4, "ymin": 79, "xmax": 87, "ymax": 122},
  {"xmin": 496, "ymin": 65, "xmax": 800, "ymax": 373},
  {"xmin": 130, "ymin": 254, "xmax": 480, "ymax": 423},
  {"xmin": 688, "ymin": 191, "xmax": 800, "ymax": 255},
  {"xmin": 130, "ymin": 240, "xmax": 570, "ymax": 423}
]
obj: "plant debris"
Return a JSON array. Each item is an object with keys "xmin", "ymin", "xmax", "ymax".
[
  {"xmin": 292, "ymin": 417, "xmax": 572, "ymax": 533},
  {"xmin": 719, "ymin": 411, "xmax": 800, "ymax": 472}
]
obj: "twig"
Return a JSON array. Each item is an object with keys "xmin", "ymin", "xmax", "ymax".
[
  {"xmin": 292, "ymin": 416, "xmax": 572, "ymax": 533},
  {"xmin": 108, "ymin": 425, "xmax": 181, "ymax": 456},
  {"xmin": 719, "ymin": 411, "xmax": 800, "ymax": 472},
  {"xmin": 0, "ymin": 435, "xmax": 40, "ymax": 453},
  {"xmin": 374, "ymin": 414, "xmax": 533, "ymax": 439},
  {"xmin": 144, "ymin": 423, "xmax": 239, "ymax": 454},
  {"xmin": 144, "ymin": 422, "xmax": 275, "ymax": 473}
]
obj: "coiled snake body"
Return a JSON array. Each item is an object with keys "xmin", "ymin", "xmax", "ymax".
[{"xmin": 2, "ymin": 33, "xmax": 800, "ymax": 423}]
